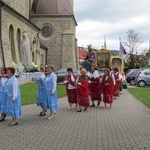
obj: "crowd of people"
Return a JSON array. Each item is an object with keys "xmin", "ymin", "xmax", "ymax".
[
  {"xmin": 64, "ymin": 66, "xmax": 127, "ymax": 111},
  {"xmin": 0, "ymin": 64, "xmax": 127, "ymax": 126}
]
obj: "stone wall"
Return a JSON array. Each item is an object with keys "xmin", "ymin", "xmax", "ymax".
[
  {"xmin": 31, "ymin": 16, "xmax": 79, "ymax": 70},
  {"xmin": 1, "ymin": 0, "xmax": 29, "ymax": 19},
  {"xmin": 1, "ymin": 7, "xmax": 44, "ymax": 68}
]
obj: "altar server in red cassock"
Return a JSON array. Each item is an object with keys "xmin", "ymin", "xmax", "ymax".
[
  {"xmin": 63, "ymin": 68, "xmax": 77, "ymax": 110},
  {"xmin": 89, "ymin": 66, "xmax": 101, "ymax": 107},
  {"xmin": 101, "ymin": 68, "xmax": 114, "ymax": 109},
  {"xmin": 76, "ymin": 68, "xmax": 90, "ymax": 112}
]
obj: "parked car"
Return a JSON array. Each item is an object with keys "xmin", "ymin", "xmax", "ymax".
[
  {"xmin": 55, "ymin": 68, "xmax": 80, "ymax": 83},
  {"xmin": 126, "ymin": 69, "xmax": 142, "ymax": 85},
  {"xmin": 135, "ymin": 70, "xmax": 150, "ymax": 87}
]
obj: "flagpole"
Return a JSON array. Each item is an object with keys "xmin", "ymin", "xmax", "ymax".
[{"xmin": 104, "ymin": 36, "xmax": 106, "ymax": 49}]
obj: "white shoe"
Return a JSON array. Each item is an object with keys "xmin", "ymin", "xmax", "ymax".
[{"xmin": 48, "ymin": 116, "xmax": 54, "ymax": 120}]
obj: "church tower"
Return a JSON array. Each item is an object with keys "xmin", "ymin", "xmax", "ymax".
[{"xmin": 30, "ymin": 0, "xmax": 79, "ymax": 69}]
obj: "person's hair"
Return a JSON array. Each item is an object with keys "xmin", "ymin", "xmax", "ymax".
[
  {"xmin": 91, "ymin": 65, "xmax": 95, "ymax": 69},
  {"xmin": 113, "ymin": 67, "xmax": 119, "ymax": 72},
  {"xmin": 104, "ymin": 68, "xmax": 110, "ymax": 75},
  {"xmin": 7, "ymin": 67, "xmax": 15, "ymax": 75},
  {"xmin": 80, "ymin": 67, "xmax": 84, "ymax": 70},
  {"xmin": 40, "ymin": 66, "xmax": 45, "ymax": 72},
  {"xmin": 1, "ymin": 67, "xmax": 7, "ymax": 74},
  {"xmin": 67, "ymin": 68, "xmax": 73, "ymax": 72},
  {"xmin": 80, "ymin": 68, "xmax": 87, "ymax": 74},
  {"xmin": 85, "ymin": 67, "xmax": 89, "ymax": 71},
  {"xmin": 47, "ymin": 65, "xmax": 55, "ymax": 71},
  {"xmin": 102, "ymin": 68, "xmax": 110, "ymax": 81},
  {"xmin": 108, "ymin": 67, "xmax": 112, "ymax": 71}
]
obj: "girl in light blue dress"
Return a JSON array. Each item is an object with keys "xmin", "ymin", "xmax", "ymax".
[
  {"xmin": 5, "ymin": 67, "xmax": 22, "ymax": 126},
  {"xmin": 0, "ymin": 67, "xmax": 7, "ymax": 122},
  {"xmin": 34, "ymin": 66, "xmax": 48, "ymax": 116},
  {"xmin": 45, "ymin": 65, "xmax": 59, "ymax": 120}
]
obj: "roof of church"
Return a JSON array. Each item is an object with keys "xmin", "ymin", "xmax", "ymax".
[{"xmin": 31, "ymin": 0, "xmax": 73, "ymax": 16}]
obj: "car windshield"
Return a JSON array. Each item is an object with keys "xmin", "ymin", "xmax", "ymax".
[
  {"xmin": 126, "ymin": 69, "xmax": 132, "ymax": 74},
  {"xmin": 55, "ymin": 68, "xmax": 67, "ymax": 74}
]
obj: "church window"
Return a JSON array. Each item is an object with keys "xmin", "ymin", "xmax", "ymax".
[
  {"xmin": 42, "ymin": 26, "xmax": 53, "ymax": 37},
  {"xmin": 9, "ymin": 25, "xmax": 17, "ymax": 64}
]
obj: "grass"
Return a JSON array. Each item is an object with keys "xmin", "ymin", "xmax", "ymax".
[
  {"xmin": 20, "ymin": 83, "xmax": 66, "ymax": 105},
  {"xmin": 128, "ymin": 88, "xmax": 150, "ymax": 108}
]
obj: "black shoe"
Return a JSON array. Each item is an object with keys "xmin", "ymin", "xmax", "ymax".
[
  {"xmin": 9, "ymin": 122, "xmax": 18, "ymax": 126},
  {"xmin": 84, "ymin": 108, "xmax": 87, "ymax": 111},
  {"xmin": 97, "ymin": 101, "xmax": 100, "ymax": 106},
  {"xmin": 77, "ymin": 109, "xmax": 82, "ymax": 112},
  {"xmin": 0, "ymin": 114, "xmax": 6, "ymax": 122},
  {"xmin": 39, "ymin": 112, "xmax": 46, "ymax": 116},
  {"xmin": 90, "ymin": 104, "xmax": 95, "ymax": 107}
]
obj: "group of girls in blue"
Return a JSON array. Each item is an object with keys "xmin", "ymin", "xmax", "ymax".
[
  {"xmin": 0, "ymin": 67, "xmax": 21, "ymax": 126},
  {"xmin": 34, "ymin": 65, "xmax": 59, "ymax": 120}
]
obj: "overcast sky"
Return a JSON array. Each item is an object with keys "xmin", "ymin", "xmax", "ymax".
[{"xmin": 74, "ymin": 0, "xmax": 150, "ymax": 51}]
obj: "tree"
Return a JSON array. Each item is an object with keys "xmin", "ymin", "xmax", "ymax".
[
  {"xmin": 123, "ymin": 29, "xmax": 141, "ymax": 69},
  {"xmin": 136, "ymin": 55, "xmax": 149, "ymax": 68}
]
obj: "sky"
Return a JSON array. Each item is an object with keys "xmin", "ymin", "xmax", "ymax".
[{"xmin": 74, "ymin": 0, "xmax": 150, "ymax": 52}]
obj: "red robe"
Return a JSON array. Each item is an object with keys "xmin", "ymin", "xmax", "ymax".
[
  {"xmin": 64, "ymin": 75, "xmax": 77, "ymax": 104},
  {"xmin": 113, "ymin": 73, "xmax": 120, "ymax": 97},
  {"xmin": 101, "ymin": 75, "xmax": 114, "ymax": 104},
  {"xmin": 89, "ymin": 77, "xmax": 101, "ymax": 101},
  {"xmin": 76, "ymin": 75, "xmax": 90, "ymax": 108}
]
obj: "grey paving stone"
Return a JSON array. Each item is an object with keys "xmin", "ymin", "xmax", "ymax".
[{"xmin": 0, "ymin": 89, "xmax": 150, "ymax": 150}]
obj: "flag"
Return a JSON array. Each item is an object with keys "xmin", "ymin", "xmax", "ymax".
[{"xmin": 119, "ymin": 41, "xmax": 128, "ymax": 61}]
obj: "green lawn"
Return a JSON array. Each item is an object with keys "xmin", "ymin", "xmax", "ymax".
[
  {"xmin": 20, "ymin": 83, "xmax": 66, "ymax": 105},
  {"xmin": 128, "ymin": 88, "xmax": 150, "ymax": 108}
]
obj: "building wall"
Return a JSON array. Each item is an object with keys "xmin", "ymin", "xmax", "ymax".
[
  {"xmin": 1, "ymin": 0, "xmax": 29, "ymax": 19},
  {"xmin": 31, "ymin": 16, "xmax": 78, "ymax": 70},
  {"xmin": 1, "ymin": 7, "xmax": 44, "ymax": 68}
]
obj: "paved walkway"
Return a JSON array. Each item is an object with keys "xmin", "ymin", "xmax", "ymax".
[{"xmin": 0, "ymin": 89, "xmax": 150, "ymax": 150}]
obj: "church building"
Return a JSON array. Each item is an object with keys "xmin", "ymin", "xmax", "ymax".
[{"xmin": 0, "ymin": 0, "xmax": 78, "ymax": 70}]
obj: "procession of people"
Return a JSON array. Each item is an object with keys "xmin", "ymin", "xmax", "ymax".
[
  {"xmin": 64, "ymin": 65, "xmax": 127, "ymax": 112},
  {"xmin": 0, "ymin": 65, "xmax": 59, "ymax": 126},
  {"xmin": 0, "ymin": 64, "xmax": 127, "ymax": 126}
]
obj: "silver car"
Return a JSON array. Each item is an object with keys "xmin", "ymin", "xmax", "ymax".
[
  {"xmin": 136, "ymin": 70, "xmax": 150, "ymax": 87},
  {"xmin": 55, "ymin": 68, "xmax": 80, "ymax": 83}
]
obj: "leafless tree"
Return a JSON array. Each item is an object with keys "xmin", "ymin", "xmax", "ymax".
[
  {"xmin": 123, "ymin": 29, "xmax": 142, "ymax": 68},
  {"xmin": 124, "ymin": 29, "xmax": 141, "ymax": 54}
]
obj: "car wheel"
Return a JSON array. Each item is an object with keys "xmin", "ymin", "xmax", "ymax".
[
  {"xmin": 130, "ymin": 80, "xmax": 136, "ymax": 85},
  {"xmin": 138, "ymin": 80, "xmax": 146, "ymax": 87}
]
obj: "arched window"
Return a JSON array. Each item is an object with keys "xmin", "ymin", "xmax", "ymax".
[
  {"xmin": 9, "ymin": 25, "xmax": 17, "ymax": 64},
  {"xmin": 17, "ymin": 28, "xmax": 21, "ymax": 62}
]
